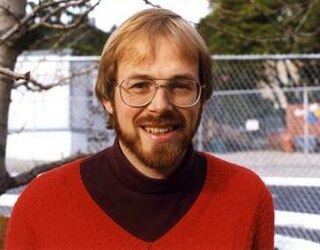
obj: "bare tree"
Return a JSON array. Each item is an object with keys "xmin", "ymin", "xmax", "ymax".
[{"xmin": 0, "ymin": 0, "xmax": 100, "ymax": 194}]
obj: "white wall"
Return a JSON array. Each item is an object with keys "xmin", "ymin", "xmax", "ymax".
[
  {"xmin": 7, "ymin": 51, "xmax": 100, "ymax": 162},
  {"xmin": 7, "ymin": 131, "xmax": 78, "ymax": 161}
]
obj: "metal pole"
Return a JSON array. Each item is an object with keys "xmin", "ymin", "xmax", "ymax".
[{"xmin": 303, "ymin": 86, "xmax": 309, "ymax": 154}]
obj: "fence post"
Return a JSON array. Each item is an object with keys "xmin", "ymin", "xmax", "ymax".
[{"xmin": 303, "ymin": 86, "xmax": 309, "ymax": 154}]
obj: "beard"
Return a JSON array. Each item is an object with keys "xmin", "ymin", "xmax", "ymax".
[{"xmin": 113, "ymin": 108, "xmax": 201, "ymax": 170}]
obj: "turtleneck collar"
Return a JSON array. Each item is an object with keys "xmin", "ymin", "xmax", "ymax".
[{"xmin": 108, "ymin": 139, "xmax": 196, "ymax": 194}]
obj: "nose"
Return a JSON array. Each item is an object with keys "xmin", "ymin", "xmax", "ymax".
[{"xmin": 147, "ymin": 87, "xmax": 173, "ymax": 113}]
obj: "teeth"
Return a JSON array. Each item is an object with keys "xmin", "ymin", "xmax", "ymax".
[{"xmin": 144, "ymin": 126, "xmax": 174, "ymax": 134}]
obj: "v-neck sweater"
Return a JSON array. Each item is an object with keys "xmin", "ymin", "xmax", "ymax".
[
  {"xmin": 80, "ymin": 140, "xmax": 207, "ymax": 242},
  {"xmin": 6, "ymin": 147, "xmax": 274, "ymax": 250}
]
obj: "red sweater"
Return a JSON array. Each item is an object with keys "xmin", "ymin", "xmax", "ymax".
[{"xmin": 6, "ymin": 153, "xmax": 274, "ymax": 249}]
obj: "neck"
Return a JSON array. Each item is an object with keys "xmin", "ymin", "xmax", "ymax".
[{"xmin": 118, "ymin": 140, "xmax": 186, "ymax": 179}]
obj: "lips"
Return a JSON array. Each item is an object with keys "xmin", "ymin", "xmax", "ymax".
[{"xmin": 142, "ymin": 126, "xmax": 176, "ymax": 135}]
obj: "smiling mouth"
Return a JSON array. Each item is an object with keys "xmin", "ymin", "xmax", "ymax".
[{"xmin": 141, "ymin": 126, "xmax": 179, "ymax": 135}]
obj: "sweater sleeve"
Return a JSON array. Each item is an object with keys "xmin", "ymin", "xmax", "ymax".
[{"xmin": 252, "ymin": 186, "xmax": 275, "ymax": 250}]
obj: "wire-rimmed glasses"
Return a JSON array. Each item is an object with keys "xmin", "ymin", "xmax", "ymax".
[{"xmin": 115, "ymin": 78, "xmax": 204, "ymax": 108}]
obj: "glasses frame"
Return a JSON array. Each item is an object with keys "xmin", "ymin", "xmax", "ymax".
[{"xmin": 115, "ymin": 79, "xmax": 205, "ymax": 108}]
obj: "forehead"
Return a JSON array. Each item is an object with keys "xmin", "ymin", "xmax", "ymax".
[
  {"xmin": 118, "ymin": 34, "xmax": 198, "ymax": 69},
  {"xmin": 116, "ymin": 37, "xmax": 199, "ymax": 82}
]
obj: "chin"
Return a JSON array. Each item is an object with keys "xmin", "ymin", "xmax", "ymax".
[{"xmin": 136, "ymin": 140, "xmax": 187, "ymax": 169}]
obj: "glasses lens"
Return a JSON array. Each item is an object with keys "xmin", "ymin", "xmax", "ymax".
[
  {"xmin": 119, "ymin": 79, "xmax": 201, "ymax": 107},
  {"xmin": 168, "ymin": 80, "xmax": 200, "ymax": 107},
  {"xmin": 120, "ymin": 79, "xmax": 155, "ymax": 107}
]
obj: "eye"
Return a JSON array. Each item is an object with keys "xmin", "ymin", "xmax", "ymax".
[
  {"xmin": 125, "ymin": 80, "xmax": 153, "ymax": 93},
  {"xmin": 130, "ymin": 82, "xmax": 149, "ymax": 89},
  {"xmin": 170, "ymin": 80, "xmax": 196, "ymax": 91}
]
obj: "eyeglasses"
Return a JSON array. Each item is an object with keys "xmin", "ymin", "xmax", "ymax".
[{"xmin": 115, "ymin": 78, "xmax": 204, "ymax": 108}]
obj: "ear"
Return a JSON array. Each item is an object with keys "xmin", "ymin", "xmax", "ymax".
[{"xmin": 103, "ymin": 100, "xmax": 114, "ymax": 114}]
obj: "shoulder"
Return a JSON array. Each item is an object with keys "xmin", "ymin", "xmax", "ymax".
[
  {"xmin": 7, "ymin": 158, "xmax": 86, "ymax": 244},
  {"xmin": 31, "ymin": 158, "xmax": 83, "ymax": 188},
  {"xmin": 200, "ymin": 152, "xmax": 274, "ymax": 218},
  {"xmin": 201, "ymin": 152, "xmax": 270, "ymax": 197},
  {"xmin": 203, "ymin": 152, "xmax": 264, "ymax": 182},
  {"xmin": 13, "ymin": 158, "xmax": 84, "ymax": 211}
]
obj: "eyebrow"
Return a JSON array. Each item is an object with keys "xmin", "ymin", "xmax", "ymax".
[{"xmin": 126, "ymin": 73, "xmax": 198, "ymax": 81}]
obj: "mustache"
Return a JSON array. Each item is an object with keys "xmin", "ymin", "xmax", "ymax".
[{"xmin": 136, "ymin": 111, "xmax": 185, "ymax": 126}]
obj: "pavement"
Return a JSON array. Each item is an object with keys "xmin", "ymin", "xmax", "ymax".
[{"xmin": 215, "ymin": 150, "xmax": 320, "ymax": 178}]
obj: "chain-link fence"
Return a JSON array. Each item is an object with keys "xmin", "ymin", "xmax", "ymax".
[
  {"xmin": 196, "ymin": 87, "xmax": 320, "ymax": 176},
  {"xmin": 3, "ymin": 53, "xmax": 320, "ymax": 249},
  {"xmin": 194, "ymin": 54, "xmax": 320, "ymax": 250}
]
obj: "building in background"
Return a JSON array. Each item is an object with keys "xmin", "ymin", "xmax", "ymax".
[{"xmin": 7, "ymin": 51, "xmax": 114, "ymax": 162}]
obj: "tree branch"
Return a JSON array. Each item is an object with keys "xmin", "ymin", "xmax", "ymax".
[
  {"xmin": 14, "ymin": 63, "xmax": 98, "ymax": 91},
  {"xmin": 299, "ymin": 26, "xmax": 320, "ymax": 37},
  {"xmin": 7, "ymin": 153, "xmax": 89, "ymax": 190},
  {"xmin": 50, "ymin": 25, "xmax": 87, "ymax": 49},
  {"xmin": 0, "ymin": 66, "xmax": 30, "ymax": 81},
  {"xmin": 0, "ymin": 63, "xmax": 98, "ymax": 92},
  {"xmin": 0, "ymin": 2, "xmax": 21, "ymax": 23},
  {"xmin": 0, "ymin": 0, "xmax": 100, "ymax": 46},
  {"xmin": 29, "ymin": 0, "xmax": 100, "ymax": 31},
  {"xmin": 294, "ymin": 0, "xmax": 317, "ymax": 33},
  {"xmin": 142, "ymin": 0, "xmax": 161, "ymax": 8}
]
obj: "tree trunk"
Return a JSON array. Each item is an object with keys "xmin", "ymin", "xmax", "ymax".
[{"xmin": 0, "ymin": 0, "xmax": 26, "ymax": 193}]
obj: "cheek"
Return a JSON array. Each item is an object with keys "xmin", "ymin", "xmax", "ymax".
[
  {"xmin": 114, "ymin": 99, "xmax": 140, "ymax": 128},
  {"xmin": 186, "ymin": 106, "xmax": 202, "ymax": 127}
]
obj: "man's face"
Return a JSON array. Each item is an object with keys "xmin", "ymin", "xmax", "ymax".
[{"xmin": 103, "ymin": 39, "xmax": 203, "ymax": 173}]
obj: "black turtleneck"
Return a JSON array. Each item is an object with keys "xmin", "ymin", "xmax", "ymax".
[{"xmin": 80, "ymin": 140, "xmax": 207, "ymax": 242}]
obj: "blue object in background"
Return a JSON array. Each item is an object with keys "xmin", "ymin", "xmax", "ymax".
[
  {"xmin": 293, "ymin": 136, "xmax": 319, "ymax": 152},
  {"xmin": 307, "ymin": 113, "xmax": 318, "ymax": 125}
]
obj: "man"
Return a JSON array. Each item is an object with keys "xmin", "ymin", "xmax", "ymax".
[{"xmin": 6, "ymin": 8, "xmax": 274, "ymax": 249}]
